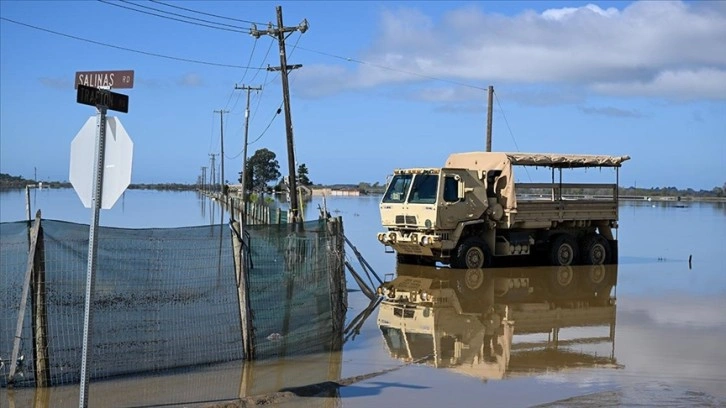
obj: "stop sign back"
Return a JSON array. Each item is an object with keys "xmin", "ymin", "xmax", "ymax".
[{"xmin": 70, "ymin": 116, "xmax": 134, "ymax": 209}]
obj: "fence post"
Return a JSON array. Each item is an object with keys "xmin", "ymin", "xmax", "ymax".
[
  {"xmin": 230, "ymin": 221, "xmax": 255, "ymax": 360},
  {"xmin": 8, "ymin": 210, "xmax": 42, "ymax": 385},
  {"xmin": 326, "ymin": 216, "xmax": 346, "ymax": 348},
  {"xmin": 31, "ymin": 214, "xmax": 50, "ymax": 387}
]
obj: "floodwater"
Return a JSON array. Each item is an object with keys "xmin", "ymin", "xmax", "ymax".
[{"xmin": 1, "ymin": 189, "xmax": 725, "ymax": 407}]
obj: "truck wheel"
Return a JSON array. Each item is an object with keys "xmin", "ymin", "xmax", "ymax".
[
  {"xmin": 550, "ymin": 234, "xmax": 578, "ymax": 266},
  {"xmin": 581, "ymin": 234, "xmax": 611, "ymax": 265},
  {"xmin": 453, "ymin": 238, "xmax": 491, "ymax": 269}
]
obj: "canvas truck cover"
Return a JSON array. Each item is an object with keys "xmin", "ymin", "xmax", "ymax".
[{"xmin": 445, "ymin": 152, "xmax": 630, "ymax": 210}]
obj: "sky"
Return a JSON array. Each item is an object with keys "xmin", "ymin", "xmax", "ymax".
[{"xmin": 0, "ymin": 0, "xmax": 724, "ymax": 190}]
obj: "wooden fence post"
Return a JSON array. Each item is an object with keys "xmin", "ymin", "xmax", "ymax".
[
  {"xmin": 231, "ymin": 221, "xmax": 255, "ymax": 360},
  {"xmin": 31, "ymin": 214, "xmax": 50, "ymax": 387}
]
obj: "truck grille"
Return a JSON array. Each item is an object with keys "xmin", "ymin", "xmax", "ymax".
[{"xmin": 395, "ymin": 215, "xmax": 417, "ymax": 225}]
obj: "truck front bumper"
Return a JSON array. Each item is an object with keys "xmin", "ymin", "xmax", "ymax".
[{"xmin": 377, "ymin": 231, "xmax": 440, "ymax": 256}]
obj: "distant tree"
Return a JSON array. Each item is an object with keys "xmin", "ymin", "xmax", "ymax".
[
  {"xmin": 247, "ymin": 148, "xmax": 280, "ymax": 192},
  {"xmin": 297, "ymin": 163, "xmax": 312, "ymax": 186}
]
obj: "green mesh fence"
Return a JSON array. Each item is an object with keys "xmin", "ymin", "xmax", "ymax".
[{"xmin": 0, "ymin": 218, "xmax": 345, "ymax": 388}]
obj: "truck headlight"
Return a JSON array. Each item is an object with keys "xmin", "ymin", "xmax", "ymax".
[
  {"xmin": 388, "ymin": 232, "xmax": 397, "ymax": 243},
  {"xmin": 421, "ymin": 236, "xmax": 430, "ymax": 246}
]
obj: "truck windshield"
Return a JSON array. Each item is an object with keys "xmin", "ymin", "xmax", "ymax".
[
  {"xmin": 382, "ymin": 174, "xmax": 412, "ymax": 203},
  {"xmin": 408, "ymin": 174, "xmax": 438, "ymax": 204}
]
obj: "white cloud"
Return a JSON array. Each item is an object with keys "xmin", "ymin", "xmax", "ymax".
[
  {"xmin": 296, "ymin": 1, "xmax": 726, "ymax": 101},
  {"xmin": 591, "ymin": 68, "xmax": 726, "ymax": 100},
  {"xmin": 541, "ymin": 4, "xmax": 619, "ymax": 21}
]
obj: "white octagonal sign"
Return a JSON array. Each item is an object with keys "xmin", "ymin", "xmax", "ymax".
[{"xmin": 70, "ymin": 115, "xmax": 133, "ymax": 209}]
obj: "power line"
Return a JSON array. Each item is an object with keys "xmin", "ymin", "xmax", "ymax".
[
  {"xmin": 150, "ymin": 0, "xmax": 267, "ymax": 25},
  {"xmin": 224, "ymin": 38, "xmax": 259, "ymax": 113},
  {"xmin": 97, "ymin": 0, "xmax": 249, "ymax": 33},
  {"xmin": 248, "ymin": 38, "xmax": 276, "ymax": 122},
  {"xmin": 120, "ymin": 0, "xmax": 252, "ymax": 31},
  {"xmin": 1, "ymin": 17, "xmax": 263, "ymax": 69},
  {"xmin": 295, "ymin": 45, "xmax": 489, "ymax": 92},
  {"xmin": 247, "ymin": 38, "xmax": 275, "ymax": 84},
  {"xmin": 249, "ymin": 103, "xmax": 283, "ymax": 145},
  {"xmin": 494, "ymin": 90, "xmax": 532, "ymax": 182}
]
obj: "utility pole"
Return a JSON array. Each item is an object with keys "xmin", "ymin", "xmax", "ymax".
[
  {"xmin": 214, "ymin": 110, "xmax": 230, "ymax": 195},
  {"xmin": 251, "ymin": 6, "xmax": 308, "ymax": 224},
  {"xmin": 486, "ymin": 85, "xmax": 494, "ymax": 152},
  {"xmin": 234, "ymin": 84, "xmax": 262, "ymax": 204},
  {"xmin": 209, "ymin": 154, "xmax": 218, "ymax": 191}
]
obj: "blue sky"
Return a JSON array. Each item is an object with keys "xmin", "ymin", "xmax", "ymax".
[{"xmin": 1, "ymin": 1, "xmax": 724, "ymax": 190}]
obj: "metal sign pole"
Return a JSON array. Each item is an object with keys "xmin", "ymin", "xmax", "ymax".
[{"xmin": 79, "ymin": 106, "xmax": 107, "ymax": 408}]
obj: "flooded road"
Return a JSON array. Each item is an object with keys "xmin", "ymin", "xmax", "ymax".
[{"xmin": 2, "ymin": 191, "xmax": 725, "ymax": 407}]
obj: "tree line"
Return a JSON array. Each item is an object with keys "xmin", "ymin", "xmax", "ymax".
[{"xmin": 3, "ymin": 165, "xmax": 725, "ymax": 198}]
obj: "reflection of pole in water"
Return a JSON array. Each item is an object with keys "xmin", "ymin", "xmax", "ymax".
[
  {"xmin": 209, "ymin": 196, "xmax": 216, "ymax": 225},
  {"xmin": 200, "ymin": 192, "xmax": 206, "ymax": 219}
]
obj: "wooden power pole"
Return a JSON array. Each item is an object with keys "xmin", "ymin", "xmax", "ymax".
[
  {"xmin": 214, "ymin": 110, "xmax": 230, "ymax": 194},
  {"xmin": 251, "ymin": 6, "xmax": 308, "ymax": 224},
  {"xmin": 486, "ymin": 85, "xmax": 494, "ymax": 152},
  {"xmin": 234, "ymin": 84, "xmax": 262, "ymax": 204}
]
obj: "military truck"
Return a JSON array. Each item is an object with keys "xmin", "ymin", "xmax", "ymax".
[{"xmin": 377, "ymin": 152, "xmax": 630, "ymax": 268}]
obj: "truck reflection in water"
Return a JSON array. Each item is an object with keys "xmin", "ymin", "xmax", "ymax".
[{"xmin": 377, "ymin": 264, "xmax": 618, "ymax": 380}]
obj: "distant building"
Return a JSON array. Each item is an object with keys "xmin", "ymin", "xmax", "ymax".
[{"xmin": 311, "ymin": 187, "xmax": 360, "ymax": 197}]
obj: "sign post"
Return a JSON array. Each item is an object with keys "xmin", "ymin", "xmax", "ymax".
[{"xmin": 72, "ymin": 70, "xmax": 133, "ymax": 408}]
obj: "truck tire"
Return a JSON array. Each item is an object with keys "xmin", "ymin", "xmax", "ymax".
[
  {"xmin": 453, "ymin": 238, "xmax": 492, "ymax": 269},
  {"xmin": 549, "ymin": 234, "xmax": 578, "ymax": 266},
  {"xmin": 581, "ymin": 234, "xmax": 611, "ymax": 265}
]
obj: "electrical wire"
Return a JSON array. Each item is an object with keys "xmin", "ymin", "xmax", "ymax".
[
  {"xmin": 224, "ymin": 33, "xmax": 259, "ymax": 113},
  {"xmin": 295, "ymin": 45, "xmax": 490, "ymax": 92},
  {"xmin": 150, "ymin": 0, "xmax": 267, "ymax": 26},
  {"xmin": 248, "ymin": 37, "xmax": 275, "ymax": 84},
  {"xmin": 249, "ymin": 39, "xmax": 275, "ymax": 123},
  {"xmin": 97, "ymin": 0, "xmax": 250, "ymax": 33},
  {"xmin": 249, "ymin": 102, "xmax": 283, "ymax": 145},
  {"xmin": 494, "ymin": 90, "xmax": 532, "ymax": 182},
  {"xmin": 0, "ymin": 17, "xmax": 263, "ymax": 70}
]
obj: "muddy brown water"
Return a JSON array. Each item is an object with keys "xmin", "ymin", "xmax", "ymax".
[{"xmin": 2, "ymin": 192, "xmax": 725, "ymax": 407}]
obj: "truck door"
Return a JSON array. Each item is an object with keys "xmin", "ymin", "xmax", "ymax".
[{"xmin": 437, "ymin": 170, "xmax": 469, "ymax": 230}]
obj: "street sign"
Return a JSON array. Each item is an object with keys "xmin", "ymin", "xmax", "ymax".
[
  {"xmin": 75, "ymin": 70, "xmax": 134, "ymax": 89},
  {"xmin": 77, "ymin": 85, "xmax": 129, "ymax": 113},
  {"xmin": 70, "ymin": 116, "xmax": 134, "ymax": 209}
]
